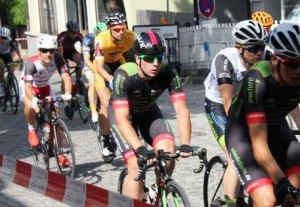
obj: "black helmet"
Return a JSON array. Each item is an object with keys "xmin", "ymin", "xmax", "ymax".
[
  {"xmin": 66, "ymin": 20, "xmax": 80, "ymax": 32},
  {"xmin": 133, "ymin": 31, "xmax": 166, "ymax": 55},
  {"xmin": 105, "ymin": 12, "xmax": 127, "ymax": 26}
]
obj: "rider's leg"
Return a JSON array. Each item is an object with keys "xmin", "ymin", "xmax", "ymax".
[
  {"xmin": 123, "ymin": 156, "xmax": 144, "ymax": 200},
  {"xmin": 84, "ymin": 69, "xmax": 97, "ymax": 122},
  {"xmin": 0, "ymin": 59, "xmax": 5, "ymax": 96},
  {"xmin": 249, "ymin": 185, "xmax": 276, "ymax": 207}
]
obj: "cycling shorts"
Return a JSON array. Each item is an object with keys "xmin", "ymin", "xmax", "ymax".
[
  {"xmin": 109, "ymin": 104, "xmax": 175, "ymax": 163},
  {"xmin": 226, "ymin": 119, "xmax": 300, "ymax": 195},
  {"xmin": 94, "ymin": 61, "xmax": 121, "ymax": 91},
  {"xmin": 204, "ymin": 97, "xmax": 227, "ymax": 149}
]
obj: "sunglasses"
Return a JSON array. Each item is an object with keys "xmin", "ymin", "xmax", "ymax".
[
  {"xmin": 241, "ymin": 45, "xmax": 265, "ymax": 54},
  {"xmin": 111, "ymin": 27, "xmax": 125, "ymax": 33},
  {"xmin": 138, "ymin": 54, "xmax": 164, "ymax": 63},
  {"xmin": 0, "ymin": 36, "xmax": 7, "ymax": 40},
  {"xmin": 278, "ymin": 57, "xmax": 300, "ymax": 70},
  {"xmin": 40, "ymin": 48, "xmax": 55, "ymax": 54}
]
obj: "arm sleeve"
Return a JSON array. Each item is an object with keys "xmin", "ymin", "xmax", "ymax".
[
  {"xmin": 23, "ymin": 62, "xmax": 36, "ymax": 84},
  {"xmin": 215, "ymin": 54, "xmax": 234, "ymax": 86}
]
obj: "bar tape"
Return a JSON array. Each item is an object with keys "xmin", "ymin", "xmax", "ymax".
[{"xmin": 0, "ymin": 154, "xmax": 151, "ymax": 207}]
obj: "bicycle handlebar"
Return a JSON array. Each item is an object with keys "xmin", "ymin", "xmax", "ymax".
[
  {"xmin": 37, "ymin": 95, "xmax": 78, "ymax": 106},
  {"xmin": 134, "ymin": 149, "xmax": 181, "ymax": 181}
]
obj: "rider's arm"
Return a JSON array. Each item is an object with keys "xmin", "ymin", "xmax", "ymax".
[
  {"xmin": 244, "ymin": 71, "xmax": 285, "ymax": 183},
  {"xmin": 94, "ymin": 38, "xmax": 113, "ymax": 82},
  {"xmin": 215, "ymin": 54, "xmax": 235, "ymax": 115},
  {"xmin": 23, "ymin": 62, "xmax": 36, "ymax": 100},
  {"xmin": 83, "ymin": 54, "xmax": 93, "ymax": 70},
  {"xmin": 114, "ymin": 107, "xmax": 143, "ymax": 150},
  {"xmin": 173, "ymin": 97, "xmax": 191, "ymax": 146},
  {"xmin": 289, "ymin": 105, "xmax": 300, "ymax": 130}
]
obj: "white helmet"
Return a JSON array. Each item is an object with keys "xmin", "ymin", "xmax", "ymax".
[
  {"xmin": 0, "ymin": 27, "xmax": 11, "ymax": 38},
  {"xmin": 36, "ymin": 34, "xmax": 57, "ymax": 49},
  {"xmin": 232, "ymin": 20, "xmax": 267, "ymax": 45},
  {"xmin": 269, "ymin": 22, "xmax": 300, "ymax": 59}
]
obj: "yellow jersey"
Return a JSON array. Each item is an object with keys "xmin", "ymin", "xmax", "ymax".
[{"xmin": 94, "ymin": 30, "xmax": 136, "ymax": 64}]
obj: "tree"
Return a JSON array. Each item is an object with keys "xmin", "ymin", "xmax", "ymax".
[{"xmin": 0, "ymin": 0, "xmax": 26, "ymax": 27}]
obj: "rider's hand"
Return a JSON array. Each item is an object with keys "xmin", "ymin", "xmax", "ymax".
[
  {"xmin": 177, "ymin": 144, "xmax": 193, "ymax": 157},
  {"xmin": 276, "ymin": 177, "xmax": 299, "ymax": 204},
  {"xmin": 31, "ymin": 97, "xmax": 39, "ymax": 109},
  {"xmin": 62, "ymin": 93, "xmax": 72, "ymax": 102},
  {"xmin": 109, "ymin": 78, "xmax": 113, "ymax": 90},
  {"xmin": 135, "ymin": 146, "xmax": 156, "ymax": 161}
]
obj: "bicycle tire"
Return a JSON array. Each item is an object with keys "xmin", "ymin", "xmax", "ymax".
[
  {"xmin": 77, "ymin": 80, "xmax": 89, "ymax": 123},
  {"xmin": 52, "ymin": 118, "xmax": 76, "ymax": 178},
  {"xmin": 161, "ymin": 179, "xmax": 191, "ymax": 207},
  {"xmin": 203, "ymin": 155, "xmax": 227, "ymax": 207},
  {"xmin": 118, "ymin": 167, "xmax": 128, "ymax": 194},
  {"xmin": 7, "ymin": 75, "xmax": 19, "ymax": 114},
  {"xmin": 0, "ymin": 82, "xmax": 7, "ymax": 112},
  {"xmin": 31, "ymin": 124, "xmax": 50, "ymax": 170}
]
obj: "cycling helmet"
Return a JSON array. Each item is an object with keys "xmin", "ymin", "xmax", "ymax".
[
  {"xmin": 232, "ymin": 20, "xmax": 267, "ymax": 45},
  {"xmin": 252, "ymin": 11, "xmax": 274, "ymax": 31},
  {"xmin": 93, "ymin": 22, "xmax": 107, "ymax": 35},
  {"xmin": 133, "ymin": 31, "xmax": 166, "ymax": 55},
  {"xmin": 105, "ymin": 12, "xmax": 127, "ymax": 26},
  {"xmin": 37, "ymin": 34, "xmax": 57, "ymax": 49},
  {"xmin": 66, "ymin": 20, "xmax": 80, "ymax": 32},
  {"xmin": 0, "ymin": 27, "xmax": 11, "ymax": 38},
  {"xmin": 269, "ymin": 23, "xmax": 300, "ymax": 59}
]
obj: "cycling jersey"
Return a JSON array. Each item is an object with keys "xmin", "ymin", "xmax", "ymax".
[
  {"xmin": 109, "ymin": 62, "xmax": 185, "ymax": 161},
  {"xmin": 225, "ymin": 61, "xmax": 300, "ymax": 194},
  {"xmin": 82, "ymin": 33, "xmax": 95, "ymax": 60},
  {"xmin": 57, "ymin": 31, "xmax": 83, "ymax": 60},
  {"xmin": 204, "ymin": 47, "xmax": 248, "ymax": 148},
  {"xmin": 204, "ymin": 48, "xmax": 248, "ymax": 104},
  {"xmin": 21, "ymin": 53, "xmax": 68, "ymax": 88},
  {"xmin": 94, "ymin": 30, "xmax": 135, "ymax": 64}
]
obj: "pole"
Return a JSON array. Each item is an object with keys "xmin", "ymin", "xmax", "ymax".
[
  {"xmin": 194, "ymin": 0, "xmax": 199, "ymax": 26},
  {"xmin": 167, "ymin": 0, "xmax": 169, "ymax": 20}
]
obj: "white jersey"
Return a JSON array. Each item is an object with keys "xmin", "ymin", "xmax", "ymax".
[
  {"xmin": 204, "ymin": 47, "xmax": 247, "ymax": 104},
  {"xmin": 21, "ymin": 53, "xmax": 68, "ymax": 88}
]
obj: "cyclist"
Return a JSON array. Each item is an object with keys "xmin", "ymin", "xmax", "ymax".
[
  {"xmin": 20, "ymin": 34, "xmax": 72, "ymax": 166},
  {"xmin": 0, "ymin": 26, "xmax": 21, "ymax": 97},
  {"xmin": 109, "ymin": 31, "xmax": 193, "ymax": 202},
  {"xmin": 225, "ymin": 22, "xmax": 300, "ymax": 207},
  {"xmin": 94, "ymin": 11, "xmax": 136, "ymax": 157},
  {"xmin": 57, "ymin": 21, "xmax": 83, "ymax": 117},
  {"xmin": 80, "ymin": 22, "xmax": 107, "ymax": 123},
  {"xmin": 203, "ymin": 20, "xmax": 267, "ymax": 206}
]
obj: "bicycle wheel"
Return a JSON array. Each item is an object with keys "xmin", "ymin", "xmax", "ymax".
[
  {"xmin": 52, "ymin": 118, "xmax": 76, "ymax": 178},
  {"xmin": 77, "ymin": 80, "xmax": 89, "ymax": 123},
  {"xmin": 118, "ymin": 167, "xmax": 128, "ymax": 194},
  {"xmin": 203, "ymin": 155, "xmax": 227, "ymax": 207},
  {"xmin": 7, "ymin": 75, "xmax": 19, "ymax": 114},
  {"xmin": 31, "ymin": 124, "xmax": 50, "ymax": 170},
  {"xmin": 161, "ymin": 180, "xmax": 191, "ymax": 207}
]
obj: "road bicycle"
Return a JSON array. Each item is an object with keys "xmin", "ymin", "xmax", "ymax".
[
  {"xmin": 65, "ymin": 64, "xmax": 90, "ymax": 123},
  {"xmin": 194, "ymin": 145, "xmax": 300, "ymax": 207},
  {"xmin": 0, "ymin": 61, "xmax": 21, "ymax": 114},
  {"xmin": 118, "ymin": 149, "xmax": 201, "ymax": 207},
  {"xmin": 31, "ymin": 95, "xmax": 76, "ymax": 178}
]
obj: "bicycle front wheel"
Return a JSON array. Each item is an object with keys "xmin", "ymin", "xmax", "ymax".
[
  {"xmin": 203, "ymin": 155, "xmax": 227, "ymax": 207},
  {"xmin": 117, "ymin": 167, "xmax": 128, "ymax": 194},
  {"xmin": 160, "ymin": 180, "xmax": 191, "ymax": 207},
  {"xmin": 7, "ymin": 75, "xmax": 19, "ymax": 114},
  {"xmin": 77, "ymin": 80, "xmax": 89, "ymax": 123},
  {"xmin": 53, "ymin": 118, "xmax": 76, "ymax": 178}
]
